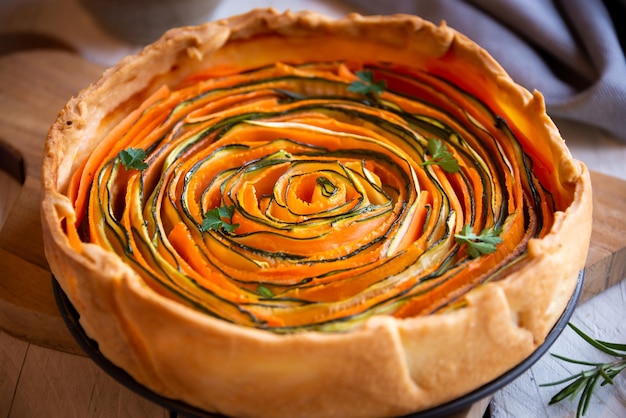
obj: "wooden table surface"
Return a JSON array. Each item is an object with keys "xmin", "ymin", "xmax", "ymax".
[{"xmin": 1, "ymin": 1, "xmax": 626, "ymax": 418}]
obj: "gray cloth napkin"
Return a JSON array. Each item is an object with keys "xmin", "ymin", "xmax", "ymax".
[{"xmin": 343, "ymin": 0, "xmax": 626, "ymax": 141}]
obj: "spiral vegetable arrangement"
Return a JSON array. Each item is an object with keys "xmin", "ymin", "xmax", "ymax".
[{"xmin": 66, "ymin": 61, "xmax": 555, "ymax": 333}]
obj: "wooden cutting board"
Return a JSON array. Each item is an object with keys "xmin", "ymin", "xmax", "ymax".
[{"xmin": 1, "ymin": 50, "xmax": 625, "ymax": 355}]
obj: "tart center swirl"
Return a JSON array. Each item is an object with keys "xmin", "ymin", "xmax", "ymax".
[{"xmin": 68, "ymin": 62, "xmax": 555, "ymax": 332}]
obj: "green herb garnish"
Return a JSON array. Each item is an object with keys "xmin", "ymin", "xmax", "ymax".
[
  {"xmin": 420, "ymin": 138, "xmax": 460, "ymax": 173},
  {"xmin": 200, "ymin": 204, "xmax": 239, "ymax": 233},
  {"xmin": 454, "ymin": 224, "xmax": 503, "ymax": 258},
  {"xmin": 119, "ymin": 148, "xmax": 149, "ymax": 171},
  {"xmin": 348, "ymin": 70, "xmax": 386, "ymax": 95},
  {"xmin": 257, "ymin": 285, "xmax": 274, "ymax": 299},
  {"xmin": 541, "ymin": 323, "xmax": 626, "ymax": 417}
]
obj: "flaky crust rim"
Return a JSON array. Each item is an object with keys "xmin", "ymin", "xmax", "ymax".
[{"xmin": 41, "ymin": 9, "xmax": 592, "ymax": 418}]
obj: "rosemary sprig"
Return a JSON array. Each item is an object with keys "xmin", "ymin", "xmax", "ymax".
[{"xmin": 541, "ymin": 323, "xmax": 626, "ymax": 417}]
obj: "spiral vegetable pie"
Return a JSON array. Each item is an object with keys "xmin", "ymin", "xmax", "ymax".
[{"xmin": 41, "ymin": 9, "xmax": 592, "ymax": 418}]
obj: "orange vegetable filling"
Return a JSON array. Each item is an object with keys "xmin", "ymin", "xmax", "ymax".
[{"xmin": 65, "ymin": 62, "xmax": 557, "ymax": 332}]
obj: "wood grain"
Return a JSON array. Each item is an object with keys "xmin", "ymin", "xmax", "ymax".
[
  {"xmin": 0, "ymin": 50, "xmax": 104, "ymax": 354},
  {"xmin": 0, "ymin": 330, "xmax": 28, "ymax": 418},
  {"xmin": 582, "ymin": 172, "xmax": 626, "ymax": 301},
  {"xmin": 0, "ymin": 330, "xmax": 169, "ymax": 418}
]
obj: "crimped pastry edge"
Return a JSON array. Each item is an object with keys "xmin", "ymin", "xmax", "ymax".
[{"xmin": 41, "ymin": 8, "xmax": 592, "ymax": 418}]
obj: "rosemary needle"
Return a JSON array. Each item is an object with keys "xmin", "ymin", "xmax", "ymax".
[{"xmin": 541, "ymin": 323, "xmax": 626, "ymax": 417}]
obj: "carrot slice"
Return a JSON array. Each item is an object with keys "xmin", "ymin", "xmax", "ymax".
[{"xmin": 68, "ymin": 61, "xmax": 560, "ymax": 332}]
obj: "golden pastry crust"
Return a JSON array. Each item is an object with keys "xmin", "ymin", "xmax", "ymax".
[{"xmin": 41, "ymin": 9, "xmax": 592, "ymax": 418}]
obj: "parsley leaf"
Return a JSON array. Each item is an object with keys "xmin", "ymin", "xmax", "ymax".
[
  {"xmin": 454, "ymin": 224, "xmax": 503, "ymax": 258},
  {"xmin": 348, "ymin": 70, "xmax": 387, "ymax": 95},
  {"xmin": 419, "ymin": 138, "xmax": 460, "ymax": 173},
  {"xmin": 200, "ymin": 204, "xmax": 239, "ymax": 233},
  {"xmin": 257, "ymin": 285, "xmax": 274, "ymax": 298},
  {"xmin": 119, "ymin": 148, "xmax": 149, "ymax": 171}
]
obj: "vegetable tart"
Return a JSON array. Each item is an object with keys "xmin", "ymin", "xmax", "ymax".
[{"xmin": 41, "ymin": 9, "xmax": 592, "ymax": 418}]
